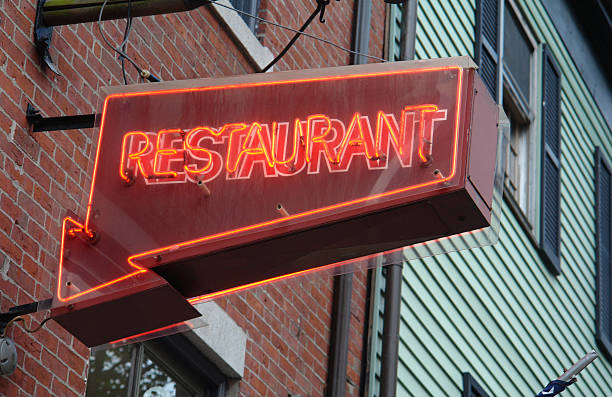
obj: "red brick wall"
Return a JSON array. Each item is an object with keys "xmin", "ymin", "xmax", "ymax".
[{"xmin": 0, "ymin": 1, "xmax": 384, "ymax": 396}]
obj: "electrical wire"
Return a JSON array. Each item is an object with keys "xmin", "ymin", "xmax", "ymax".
[
  {"xmin": 120, "ymin": 0, "xmax": 134, "ymax": 84},
  {"xmin": 0, "ymin": 316, "xmax": 51, "ymax": 337},
  {"xmin": 210, "ymin": 0, "xmax": 387, "ymax": 64},
  {"xmin": 96, "ymin": 0, "xmax": 385, "ymax": 83},
  {"xmin": 98, "ymin": 0, "xmax": 144, "ymax": 76},
  {"xmin": 98, "ymin": 0, "xmax": 160, "ymax": 83},
  {"xmin": 260, "ymin": 0, "xmax": 327, "ymax": 73}
]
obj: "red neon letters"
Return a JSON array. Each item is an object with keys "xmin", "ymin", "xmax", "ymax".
[{"xmin": 119, "ymin": 105, "xmax": 448, "ymax": 184}]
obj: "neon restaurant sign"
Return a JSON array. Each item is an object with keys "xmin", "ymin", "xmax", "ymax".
[{"xmin": 51, "ymin": 57, "xmax": 501, "ymax": 346}]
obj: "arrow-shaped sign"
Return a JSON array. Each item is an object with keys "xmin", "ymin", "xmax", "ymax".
[{"xmin": 51, "ymin": 58, "xmax": 499, "ymax": 346}]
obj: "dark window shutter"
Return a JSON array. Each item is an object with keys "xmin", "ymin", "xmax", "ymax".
[
  {"xmin": 539, "ymin": 45, "xmax": 561, "ymax": 274},
  {"xmin": 595, "ymin": 147, "xmax": 612, "ymax": 361},
  {"xmin": 462, "ymin": 373, "xmax": 490, "ymax": 397},
  {"xmin": 386, "ymin": 3, "xmax": 404, "ymax": 62},
  {"xmin": 475, "ymin": 0, "xmax": 499, "ymax": 99}
]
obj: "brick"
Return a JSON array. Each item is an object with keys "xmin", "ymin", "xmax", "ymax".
[
  {"xmin": 0, "ymin": 208, "xmax": 12, "ymax": 236},
  {"xmin": 41, "ymin": 348, "xmax": 69, "ymax": 382},
  {"xmin": 35, "ymin": 327, "xmax": 59, "ymax": 356},
  {"xmin": 7, "ymin": 367, "xmax": 36, "ymax": 396},
  {"xmin": 51, "ymin": 377, "xmax": 79, "ymax": 397},
  {"xmin": 0, "ymin": 164, "xmax": 19, "ymax": 199},
  {"xmin": 67, "ymin": 370, "xmax": 86, "ymax": 396},
  {"xmin": 0, "ymin": 231, "xmax": 22, "ymax": 263},
  {"xmin": 39, "ymin": 151, "xmax": 66, "ymax": 186},
  {"xmin": 33, "ymin": 183, "xmax": 55, "ymax": 216},
  {"xmin": 57, "ymin": 342, "xmax": 86, "ymax": 375},
  {"xmin": 24, "ymin": 355, "xmax": 53, "ymax": 389},
  {"xmin": 7, "ymin": 260, "xmax": 36, "ymax": 296},
  {"xmin": 11, "ymin": 223, "xmax": 39, "ymax": 260},
  {"xmin": 21, "ymin": 252, "xmax": 40, "ymax": 279},
  {"xmin": 0, "ymin": 2, "xmax": 378, "ymax": 396},
  {"xmin": 34, "ymin": 384, "xmax": 53, "ymax": 397},
  {"xmin": 17, "ymin": 191, "xmax": 45, "ymax": 223},
  {"xmin": 54, "ymin": 148, "xmax": 80, "ymax": 182},
  {"xmin": 0, "ymin": 278, "xmax": 19, "ymax": 307},
  {"xmin": 23, "ymin": 157, "xmax": 51, "ymax": 191},
  {"xmin": 12, "ymin": 328, "xmax": 43, "ymax": 364},
  {"xmin": 0, "ymin": 129, "xmax": 24, "ymax": 167},
  {"xmin": 0, "ymin": 29, "xmax": 26, "ymax": 67}
]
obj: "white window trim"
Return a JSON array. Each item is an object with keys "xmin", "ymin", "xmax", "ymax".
[
  {"xmin": 503, "ymin": 0, "xmax": 541, "ymax": 231},
  {"xmin": 186, "ymin": 300, "xmax": 247, "ymax": 379},
  {"xmin": 209, "ymin": 0, "xmax": 274, "ymax": 72}
]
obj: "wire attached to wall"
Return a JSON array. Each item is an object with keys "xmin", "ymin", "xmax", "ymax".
[
  {"xmin": 212, "ymin": 0, "xmax": 387, "ymax": 68},
  {"xmin": 259, "ymin": 0, "xmax": 334, "ymax": 73},
  {"xmin": 119, "ymin": 0, "xmax": 134, "ymax": 84},
  {"xmin": 95, "ymin": 0, "xmax": 384, "ymax": 83},
  {"xmin": 97, "ymin": 0, "xmax": 160, "ymax": 83},
  {"xmin": 0, "ymin": 316, "xmax": 51, "ymax": 337}
]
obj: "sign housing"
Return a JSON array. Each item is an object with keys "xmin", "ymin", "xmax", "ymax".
[{"xmin": 51, "ymin": 57, "xmax": 501, "ymax": 346}]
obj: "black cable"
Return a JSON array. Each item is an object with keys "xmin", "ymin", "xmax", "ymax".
[
  {"xmin": 0, "ymin": 316, "xmax": 51, "ymax": 337},
  {"xmin": 120, "ymin": 0, "xmax": 133, "ymax": 84},
  {"xmin": 98, "ymin": 0, "xmax": 142, "ymax": 74},
  {"xmin": 212, "ymin": 1, "xmax": 386, "ymax": 64},
  {"xmin": 98, "ymin": 0, "xmax": 161, "ymax": 83},
  {"xmin": 260, "ymin": 0, "xmax": 327, "ymax": 73},
  {"xmin": 98, "ymin": 0, "xmax": 384, "ymax": 81}
]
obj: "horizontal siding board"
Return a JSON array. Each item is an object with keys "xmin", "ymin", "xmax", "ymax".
[
  {"xmin": 402, "ymin": 259, "xmax": 524, "ymax": 394},
  {"xmin": 416, "ymin": 6, "xmax": 455, "ymax": 58},
  {"xmin": 423, "ymin": 0, "xmax": 473, "ymax": 56},
  {"xmin": 499, "ymin": 209, "xmax": 596, "ymax": 348}
]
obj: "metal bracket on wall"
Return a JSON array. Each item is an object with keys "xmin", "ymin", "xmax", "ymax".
[
  {"xmin": 0, "ymin": 299, "xmax": 52, "ymax": 337},
  {"xmin": 34, "ymin": 0, "xmax": 61, "ymax": 75},
  {"xmin": 26, "ymin": 103, "xmax": 96, "ymax": 132}
]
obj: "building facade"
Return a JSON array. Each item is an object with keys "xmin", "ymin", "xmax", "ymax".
[
  {"xmin": 0, "ymin": 1, "xmax": 387, "ymax": 396},
  {"xmin": 370, "ymin": 0, "xmax": 612, "ymax": 395},
  {"xmin": 2, "ymin": 0, "xmax": 611, "ymax": 396}
]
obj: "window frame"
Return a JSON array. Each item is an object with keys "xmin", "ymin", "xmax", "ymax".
[
  {"xmin": 500, "ymin": 0, "xmax": 541, "ymax": 233},
  {"xmin": 475, "ymin": 0, "xmax": 564, "ymax": 275},
  {"xmin": 209, "ymin": 0, "xmax": 273, "ymax": 71},
  {"xmin": 87, "ymin": 334, "xmax": 228, "ymax": 397},
  {"xmin": 595, "ymin": 146, "xmax": 612, "ymax": 362},
  {"xmin": 228, "ymin": 0, "xmax": 260, "ymax": 33}
]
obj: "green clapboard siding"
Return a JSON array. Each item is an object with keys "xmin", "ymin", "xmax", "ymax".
[{"xmin": 370, "ymin": 1, "xmax": 612, "ymax": 396}]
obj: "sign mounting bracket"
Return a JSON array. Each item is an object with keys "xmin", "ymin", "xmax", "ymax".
[{"xmin": 26, "ymin": 103, "xmax": 96, "ymax": 132}]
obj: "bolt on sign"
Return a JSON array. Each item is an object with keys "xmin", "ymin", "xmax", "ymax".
[{"xmin": 51, "ymin": 57, "xmax": 502, "ymax": 346}]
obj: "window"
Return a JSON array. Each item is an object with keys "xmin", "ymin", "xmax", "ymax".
[
  {"xmin": 595, "ymin": 147, "xmax": 612, "ymax": 361},
  {"xmin": 462, "ymin": 373, "xmax": 490, "ymax": 397},
  {"xmin": 476, "ymin": 0, "xmax": 538, "ymax": 226},
  {"xmin": 86, "ymin": 334, "xmax": 227, "ymax": 397},
  {"xmin": 229, "ymin": 0, "xmax": 260, "ymax": 33},
  {"xmin": 210, "ymin": 0, "xmax": 272, "ymax": 71},
  {"xmin": 502, "ymin": 3, "xmax": 536, "ymax": 220},
  {"xmin": 476, "ymin": 0, "xmax": 562, "ymax": 273}
]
